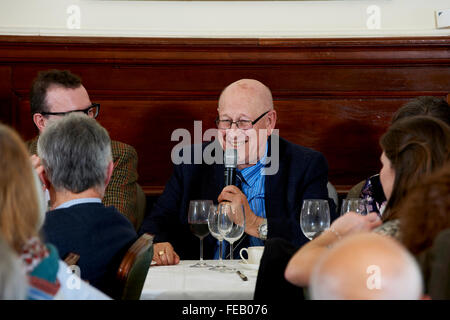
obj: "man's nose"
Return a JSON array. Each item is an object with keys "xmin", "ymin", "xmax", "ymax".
[
  {"xmin": 230, "ymin": 122, "xmax": 239, "ymax": 129},
  {"xmin": 226, "ymin": 128, "xmax": 243, "ymax": 139}
]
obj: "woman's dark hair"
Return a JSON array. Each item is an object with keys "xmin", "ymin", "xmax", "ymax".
[
  {"xmin": 392, "ymin": 96, "xmax": 450, "ymax": 126},
  {"xmin": 380, "ymin": 115, "xmax": 450, "ymax": 221},
  {"xmin": 399, "ymin": 163, "xmax": 450, "ymax": 255}
]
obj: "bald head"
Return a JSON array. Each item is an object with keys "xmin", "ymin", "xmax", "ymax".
[
  {"xmin": 218, "ymin": 79, "xmax": 273, "ymax": 114},
  {"xmin": 310, "ymin": 233, "xmax": 423, "ymax": 300},
  {"xmin": 216, "ymin": 79, "xmax": 277, "ymax": 168}
]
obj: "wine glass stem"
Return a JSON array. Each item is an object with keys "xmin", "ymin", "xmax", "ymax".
[
  {"xmin": 200, "ymin": 238, "xmax": 203, "ymax": 261},
  {"xmin": 230, "ymin": 242, "xmax": 234, "ymax": 261},
  {"xmin": 219, "ymin": 240, "xmax": 223, "ymax": 264}
]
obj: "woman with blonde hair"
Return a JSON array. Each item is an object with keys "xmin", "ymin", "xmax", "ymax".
[
  {"xmin": 0, "ymin": 125, "xmax": 45, "ymax": 253},
  {"xmin": 0, "ymin": 234, "xmax": 28, "ymax": 300},
  {"xmin": 0, "ymin": 123, "xmax": 108, "ymax": 299}
]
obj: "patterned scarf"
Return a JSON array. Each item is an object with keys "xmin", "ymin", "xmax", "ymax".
[
  {"xmin": 20, "ymin": 237, "xmax": 61, "ymax": 300},
  {"xmin": 20, "ymin": 237, "xmax": 49, "ymax": 273}
]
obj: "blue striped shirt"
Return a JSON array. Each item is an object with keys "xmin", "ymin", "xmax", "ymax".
[
  {"xmin": 237, "ymin": 143, "xmax": 268, "ymax": 247},
  {"xmin": 214, "ymin": 143, "xmax": 268, "ymax": 259}
]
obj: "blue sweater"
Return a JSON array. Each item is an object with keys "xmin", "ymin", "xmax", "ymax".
[{"xmin": 42, "ymin": 203, "xmax": 137, "ymax": 292}]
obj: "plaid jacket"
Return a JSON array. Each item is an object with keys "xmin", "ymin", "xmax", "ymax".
[{"xmin": 27, "ymin": 137, "xmax": 139, "ymax": 228}]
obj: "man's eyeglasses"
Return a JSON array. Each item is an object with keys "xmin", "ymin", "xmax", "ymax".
[
  {"xmin": 40, "ymin": 103, "xmax": 100, "ymax": 119},
  {"xmin": 215, "ymin": 110, "xmax": 270, "ymax": 130}
]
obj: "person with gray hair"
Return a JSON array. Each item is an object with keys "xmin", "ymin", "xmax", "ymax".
[
  {"xmin": 38, "ymin": 113, "xmax": 113, "ymax": 206},
  {"xmin": 39, "ymin": 113, "xmax": 137, "ymax": 296},
  {"xmin": 309, "ymin": 233, "xmax": 424, "ymax": 300},
  {"xmin": 0, "ymin": 235, "xmax": 27, "ymax": 300},
  {"xmin": 28, "ymin": 69, "xmax": 140, "ymax": 229}
]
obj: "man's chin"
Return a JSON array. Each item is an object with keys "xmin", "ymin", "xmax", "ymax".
[
  {"xmin": 223, "ymin": 140, "xmax": 247, "ymax": 150},
  {"xmin": 219, "ymin": 140, "xmax": 262, "ymax": 164}
]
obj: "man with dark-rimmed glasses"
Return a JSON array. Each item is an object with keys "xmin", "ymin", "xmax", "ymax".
[
  {"xmin": 26, "ymin": 69, "xmax": 140, "ymax": 229},
  {"xmin": 140, "ymin": 79, "xmax": 336, "ymax": 266}
]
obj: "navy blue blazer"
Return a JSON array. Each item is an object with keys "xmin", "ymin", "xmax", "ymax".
[
  {"xmin": 139, "ymin": 135, "xmax": 337, "ymax": 260},
  {"xmin": 42, "ymin": 203, "xmax": 137, "ymax": 291}
]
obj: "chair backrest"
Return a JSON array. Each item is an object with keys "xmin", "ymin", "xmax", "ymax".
[
  {"xmin": 116, "ymin": 233, "xmax": 154, "ymax": 300},
  {"xmin": 346, "ymin": 179, "xmax": 366, "ymax": 199},
  {"xmin": 63, "ymin": 252, "xmax": 80, "ymax": 266},
  {"xmin": 417, "ymin": 228, "xmax": 450, "ymax": 300},
  {"xmin": 135, "ymin": 183, "xmax": 147, "ymax": 231},
  {"xmin": 254, "ymin": 237, "xmax": 305, "ymax": 301},
  {"xmin": 327, "ymin": 181, "xmax": 338, "ymax": 208}
]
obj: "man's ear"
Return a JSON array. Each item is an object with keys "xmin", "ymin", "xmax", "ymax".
[
  {"xmin": 33, "ymin": 113, "xmax": 46, "ymax": 133},
  {"xmin": 266, "ymin": 110, "xmax": 277, "ymax": 136},
  {"xmin": 41, "ymin": 169, "xmax": 51, "ymax": 191},
  {"xmin": 104, "ymin": 160, "xmax": 114, "ymax": 188}
]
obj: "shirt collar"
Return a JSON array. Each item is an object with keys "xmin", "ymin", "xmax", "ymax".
[
  {"xmin": 54, "ymin": 198, "xmax": 102, "ymax": 210},
  {"xmin": 237, "ymin": 141, "xmax": 268, "ymax": 187}
]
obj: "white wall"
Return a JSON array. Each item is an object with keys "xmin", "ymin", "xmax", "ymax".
[{"xmin": 0, "ymin": 0, "xmax": 449, "ymax": 38}]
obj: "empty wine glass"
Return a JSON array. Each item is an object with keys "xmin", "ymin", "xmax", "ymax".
[
  {"xmin": 300, "ymin": 199, "xmax": 330, "ymax": 240},
  {"xmin": 218, "ymin": 202, "xmax": 245, "ymax": 271},
  {"xmin": 340, "ymin": 198, "xmax": 369, "ymax": 216},
  {"xmin": 207, "ymin": 204, "xmax": 228, "ymax": 271},
  {"xmin": 188, "ymin": 200, "xmax": 213, "ymax": 268}
]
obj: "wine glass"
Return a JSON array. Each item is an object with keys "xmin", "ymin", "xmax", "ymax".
[
  {"xmin": 300, "ymin": 199, "xmax": 330, "ymax": 240},
  {"xmin": 188, "ymin": 200, "xmax": 213, "ymax": 268},
  {"xmin": 340, "ymin": 198, "xmax": 368, "ymax": 216},
  {"xmin": 207, "ymin": 204, "xmax": 228, "ymax": 271},
  {"xmin": 218, "ymin": 202, "xmax": 245, "ymax": 271}
]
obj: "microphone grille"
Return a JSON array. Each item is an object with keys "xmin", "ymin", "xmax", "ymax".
[{"xmin": 224, "ymin": 148, "xmax": 237, "ymax": 168}]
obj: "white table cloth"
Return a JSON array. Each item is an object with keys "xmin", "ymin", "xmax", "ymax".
[{"xmin": 140, "ymin": 260, "xmax": 259, "ymax": 300}]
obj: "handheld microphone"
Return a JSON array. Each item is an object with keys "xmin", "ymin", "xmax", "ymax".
[{"xmin": 224, "ymin": 148, "xmax": 237, "ymax": 186}]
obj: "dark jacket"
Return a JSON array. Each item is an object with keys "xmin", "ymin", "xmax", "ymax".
[
  {"xmin": 417, "ymin": 228, "xmax": 450, "ymax": 300},
  {"xmin": 42, "ymin": 202, "xmax": 138, "ymax": 293},
  {"xmin": 139, "ymin": 135, "xmax": 337, "ymax": 259}
]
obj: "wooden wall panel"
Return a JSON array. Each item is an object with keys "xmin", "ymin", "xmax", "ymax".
[
  {"xmin": 0, "ymin": 66, "xmax": 12, "ymax": 124},
  {"xmin": 1, "ymin": 36, "xmax": 449, "ymax": 195}
]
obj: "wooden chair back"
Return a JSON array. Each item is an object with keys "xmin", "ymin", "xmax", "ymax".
[{"xmin": 115, "ymin": 233, "xmax": 154, "ymax": 300}]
